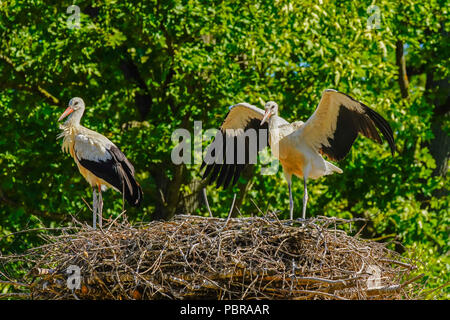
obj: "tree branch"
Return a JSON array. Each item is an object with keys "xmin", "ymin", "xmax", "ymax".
[
  {"xmin": 0, "ymin": 53, "xmax": 61, "ymax": 106},
  {"xmin": 395, "ymin": 40, "xmax": 409, "ymax": 99}
]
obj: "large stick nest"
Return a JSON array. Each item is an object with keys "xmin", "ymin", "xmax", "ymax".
[{"xmin": 1, "ymin": 214, "xmax": 423, "ymax": 300}]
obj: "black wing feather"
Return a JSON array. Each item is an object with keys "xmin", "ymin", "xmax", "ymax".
[
  {"xmin": 78, "ymin": 146, "xmax": 143, "ymax": 207},
  {"xmin": 320, "ymin": 99, "xmax": 396, "ymax": 161},
  {"xmin": 202, "ymin": 117, "xmax": 268, "ymax": 189}
]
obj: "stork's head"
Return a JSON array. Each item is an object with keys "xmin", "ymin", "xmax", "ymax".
[
  {"xmin": 260, "ymin": 101, "xmax": 278, "ymax": 125},
  {"xmin": 58, "ymin": 97, "xmax": 85, "ymax": 123}
]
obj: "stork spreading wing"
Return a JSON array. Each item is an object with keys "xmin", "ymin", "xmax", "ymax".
[
  {"xmin": 200, "ymin": 91, "xmax": 396, "ymax": 220},
  {"xmin": 297, "ymin": 90, "xmax": 396, "ymax": 161},
  {"xmin": 201, "ymin": 103, "xmax": 270, "ymax": 189}
]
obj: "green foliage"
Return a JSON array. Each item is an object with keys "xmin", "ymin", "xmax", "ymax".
[{"xmin": 0, "ymin": 0, "xmax": 448, "ymax": 298}]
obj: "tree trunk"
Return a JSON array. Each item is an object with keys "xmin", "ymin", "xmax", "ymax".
[
  {"xmin": 232, "ymin": 165, "xmax": 256, "ymax": 217},
  {"xmin": 429, "ymin": 115, "xmax": 449, "ymax": 178},
  {"xmin": 176, "ymin": 178, "xmax": 208, "ymax": 216},
  {"xmin": 426, "ymin": 76, "xmax": 449, "ymax": 197},
  {"xmin": 395, "ymin": 40, "xmax": 409, "ymax": 99}
]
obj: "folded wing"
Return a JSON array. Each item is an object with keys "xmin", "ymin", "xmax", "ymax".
[{"xmin": 74, "ymin": 132, "xmax": 143, "ymax": 206}]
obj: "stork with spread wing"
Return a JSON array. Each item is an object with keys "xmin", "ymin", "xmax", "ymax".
[{"xmin": 201, "ymin": 89, "xmax": 396, "ymax": 219}]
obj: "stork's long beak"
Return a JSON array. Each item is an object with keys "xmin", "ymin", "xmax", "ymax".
[
  {"xmin": 58, "ymin": 106, "xmax": 74, "ymax": 121},
  {"xmin": 260, "ymin": 110, "xmax": 271, "ymax": 125}
]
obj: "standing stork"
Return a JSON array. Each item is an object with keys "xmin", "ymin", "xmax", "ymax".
[
  {"xmin": 201, "ymin": 89, "xmax": 395, "ymax": 220},
  {"xmin": 57, "ymin": 97, "xmax": 143, "ymax": 229}
]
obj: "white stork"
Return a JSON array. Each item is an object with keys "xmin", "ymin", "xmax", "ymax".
[
  {"xmin": 57, "ymin": 97, "xmax": 143, "ymax": 228},
  {"xmin": 201, "ymin": 89, "xmax": 395, "ymax": 220}
]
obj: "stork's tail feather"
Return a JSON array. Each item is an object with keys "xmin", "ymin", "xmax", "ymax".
[
  {"xmin": 118, "ymin": 165, "xmax": 143, "ymax": 207},
  {"xmin": 325, "ymin": 161, "xmax": 343, "ymax": 175},
  {"xmin": 126, "ymin": 179, "xmax": 143, "ymax": 207}
]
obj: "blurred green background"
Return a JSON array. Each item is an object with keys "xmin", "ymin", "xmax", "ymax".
[{"xmin": 0, "ymin": 0, "xmax": 448, "ymax": 298}]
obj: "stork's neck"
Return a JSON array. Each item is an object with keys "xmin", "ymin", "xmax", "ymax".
[
  {"xmin": 267, "ymin": 114, "xmax": 284, "ymax": 147},
  {"xmin": 268, "ymin": 114, "xmax": 283, "ymax": 131},
  {"xmin": 64, "ymin": 109, "xmax": 84, "ymax": 126}
]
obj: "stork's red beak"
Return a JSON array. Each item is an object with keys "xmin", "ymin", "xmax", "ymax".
[
  {"xmin": 260, "ymin": 110, "xmax": 271, "ymax": 125},
  {"xmin": 58, "ymin": 106, "xmax": 74, "ymax": 121}
]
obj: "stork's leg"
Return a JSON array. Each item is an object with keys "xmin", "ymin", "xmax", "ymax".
[
  {"xmin": 302, "ymin": 177, "xmax": 309, "ymax": 220},
  {"xmin": 288, "ymin": 182, "xmax": 294, "ymax": 220},
  {"xmin": 122, "ymin": 180, "xmax": 125, "ymax": 212},
  {"xmin": 98, "ymin": 185, "xmax": 103, "ymax": 229},
  {"xmin": 92, "ymin": 187, "xmax": 97, "ymax": 229},
  {"xmin": 284, "ymin": 172, "xmax": 294, "ymax": 220}
]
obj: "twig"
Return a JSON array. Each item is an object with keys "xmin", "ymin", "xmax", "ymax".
[
  {"xmin": 202, "ymin": 188, "xmax": 213, "ymax": 218},
  {"xmin": 366, "ymin": 274, "xmax": 424, "ymax": 296},
  {"xmin": 250, "ymin": 198, "xmax": 264, "ymax": 216}
]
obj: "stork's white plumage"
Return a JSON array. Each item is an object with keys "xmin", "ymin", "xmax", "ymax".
[
  {"xmin": 201, "ymin": 90, "xmax": 396, "ymax": 219},
  {"xmin": 57, "ymin": 97, "xmax": 143, "ymax": 228}
]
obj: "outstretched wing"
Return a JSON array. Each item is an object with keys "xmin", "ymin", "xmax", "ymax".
[
  {"xmin": 201, "ymin": 103, "xmax": 268, "ymax": 189},
  {"xmin": 297, "ymin": 89, "xmax": 396, "ymax": 161}
]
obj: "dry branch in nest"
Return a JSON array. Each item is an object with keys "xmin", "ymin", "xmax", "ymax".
[{"xmin": 0, "ymin": 214, "xmax": 423, "ymax": 300}]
